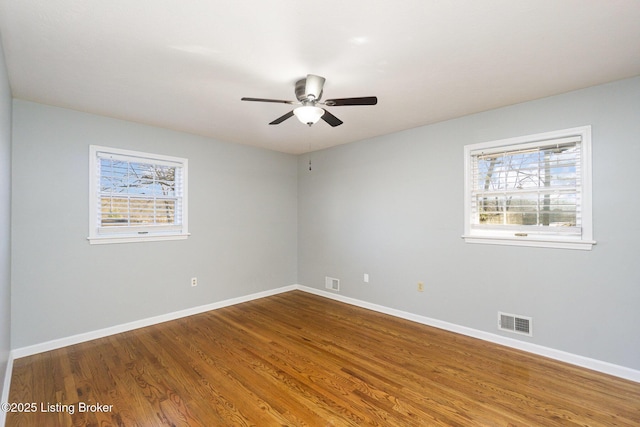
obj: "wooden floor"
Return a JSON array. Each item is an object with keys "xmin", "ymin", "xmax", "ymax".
[{"xmin": 6, "ymin": 291, "xmax": 640, "ymax": 426}]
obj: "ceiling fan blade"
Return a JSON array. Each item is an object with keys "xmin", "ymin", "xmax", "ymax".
[
  {"xmin": 304, "ymin": 74, "xmax": 326, "ymax": 100},
  {"xmin": 324, "ymin": 96, "xmax": 378, "ymax": 106},
  {"xmin": 269, "ymin": 110, "xmax": 294, "ymax": 125},
  {"xmin": 321, "ymin": 109, "xmax": 343, "ymax": 127},
  {"xmin": 241, "ymin": 97, "xmax": 296, "ymax": 105}
]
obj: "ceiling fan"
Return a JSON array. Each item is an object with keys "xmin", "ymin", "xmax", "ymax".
[{"xmin": 241, "ymin": 74, "xmax": 377, "ymax": 127}]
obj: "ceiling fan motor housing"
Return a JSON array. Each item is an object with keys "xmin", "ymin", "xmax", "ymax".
[{"xmin": 295, "ymin": 75, "xmax": 324, "ymax": 102}]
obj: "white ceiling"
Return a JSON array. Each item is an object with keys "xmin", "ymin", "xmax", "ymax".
[{"xmin": 0, "ymin": 1, "xmax": 639, "ymax": 154}]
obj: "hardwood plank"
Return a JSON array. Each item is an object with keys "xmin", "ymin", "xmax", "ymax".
[{"xmin": 6, "ymin": 290, "xmax": 640, "ymax": 426}]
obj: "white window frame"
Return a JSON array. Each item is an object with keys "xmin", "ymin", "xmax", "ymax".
[
  {"xmin": 88, "ymin": 145, "xmax": 189, "ymax": 244},
  {"xmin": 463, "ymin": 126, "xmax": 595, "ymax": 250}
]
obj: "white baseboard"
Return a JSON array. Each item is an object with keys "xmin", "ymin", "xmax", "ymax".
[
  {"xmin": 7, "ymin": 283, "xmax": 640, "ymax": 385},
  {"xmin": 3, "ymin": 288, "xmax": 297, "ymax": 427},
  {"xmin": 298, "ymin": 285, "xmax": 640, "ymax": 383},
  {"xmin": 11, "ymin": 285, "xmax": 297, "ymax": 360},
  {"xmin": 0, "ymin": 352, "xmax": 14, "ymax": 427}
]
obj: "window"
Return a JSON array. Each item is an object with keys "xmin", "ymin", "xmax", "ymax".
[
  {"xmin": 463, "ymin": 126, "xmax": 594, "ymax": 250},
  {"xmin": 88, "ymin": 146, "xmax": 188, "ymax": 244}
]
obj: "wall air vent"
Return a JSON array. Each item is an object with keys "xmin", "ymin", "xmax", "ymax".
[
  {"xmin": 325, "ymin": 276, "xmax": 340, "ymax": 292},
  {"xmin": 498, "ymin": 312, "xmax": 533, "ymax": 336}
]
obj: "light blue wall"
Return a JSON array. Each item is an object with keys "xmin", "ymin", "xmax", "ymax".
[
  {"xmin": 10, "ymin": 100, "xmax": 298, "ymax": 348},
  {"xmin": 298, "ymin": 77, "xmax": 640, "ymax": 370},
  {"xmin": 0, "ymin": 35, "xmax": 12, "ymax": 399},
  {"xmin": 8, "ymin": 77, "xmax": 640, "ymax": 373}
]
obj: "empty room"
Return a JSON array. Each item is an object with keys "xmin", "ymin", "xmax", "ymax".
[{"xmin": 1, "ymin": 1, "xmax": 640, "ymax": 426}]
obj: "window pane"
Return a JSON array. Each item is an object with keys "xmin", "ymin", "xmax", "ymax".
[
  {"xmin": 129, "ymin": 198, "xmax": 155, "ymax": 224},
  {"xmin": 156, "ymin": 200, "xmax": 176, "ymax": 224},
  {"xmin": 155, "ymin": 166, "xmax": 176, "ymax": 197},
  {"xmin": 100, "ymin": 160, "xmax": 129, "ymax": 193},
  {"xmin": 476, "ymin": 194, "xmax": 539, "ymax": 226},
  {"xmin": 475, "ymin": 146, "xmax": 579, "ymax": 192},
  {"xmin": 100, "ymin": 159, "xmax": 177, "ymax": 196},
  {"xmin": 100, "ymin": 196, "xmax": 178, "ymax": 227},
  {"xmin": 545, "ymin": 193, "xmax": 577, "ymax": 226},
  {"xmin": 98, "ymin": 158, "xmax": 180, "ymax": 228},
  {"xmin": 477, "ymin": 196, "xmax": 505, "ymax": 225},
  {"xmin": 505, "ymin": 193, "xmax": 539, "ymax": 226},
  {"xmin": 100, "ymin": 197, "xmax": 129, "ymax": 226},
  {"xmin": 476, "ymin": 192, "xmax": 577, "ymax": 227},
  {"xmin": 472, "ymin": 141, "xmax": 580, "ymax": 229}
]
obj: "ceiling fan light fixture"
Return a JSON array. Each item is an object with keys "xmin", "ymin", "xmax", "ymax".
[{"xmin": 293, "ymin": 106, "xmax": 324, "ymax": 126}]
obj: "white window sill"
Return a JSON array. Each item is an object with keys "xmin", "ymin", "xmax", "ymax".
[
  {"xmin": 462, "ymin": 235, "xmax": 596, "ymax": 251},
  {"xmin": 88, "ymin": 233, "xmax": 190, "ymax": 245}
]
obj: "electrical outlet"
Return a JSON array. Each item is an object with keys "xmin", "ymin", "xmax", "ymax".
[
  {"xmin": 191, "ymin": 277, "xmax": 198, "ymax": 287},
  {"xmin": 364, "ymin": 273, "xmax": 369, "ymax": 283},
  {"xmin": 417, "ymin": 282, "xmax": 424, "ymax": 292}
]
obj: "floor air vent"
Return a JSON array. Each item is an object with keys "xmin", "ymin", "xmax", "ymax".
[
  {"xmin": 325, "ymin": 276, "xmax": 340, "ymax": 292},
  {"xmin": 498, "ymin": 312, "xmax": 532, "ymax": 336}
]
